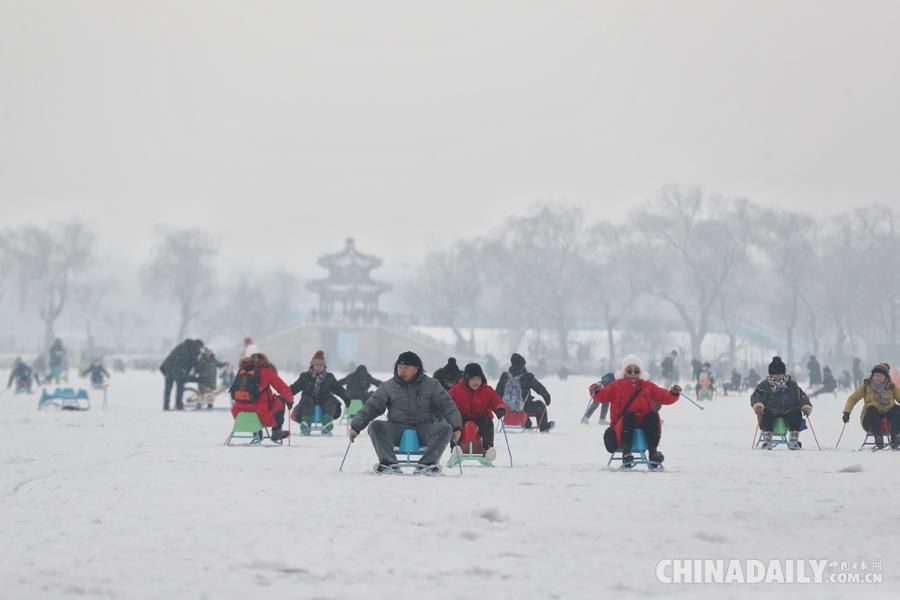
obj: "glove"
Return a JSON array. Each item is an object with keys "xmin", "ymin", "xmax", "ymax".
[
  {"xmin": 802, "ymin": 405, "xmax": 812, "ymax": 416},
  {"xmin": 589, "ymin": 382, "xmax": 602, "ymax": 396},
  {"xmin": 348, "ymin": 428, "xmax": 359, "ymax": 442},
  {"xmin": 285, "ymin": 397, "xmax": 294, "ymax": 409},
  {"xmin": 842, "ymin": 412, "xmax": 850, "ymax": 423},
  {"xmin": 752, "ymin": 402, "xmax": 764, "ymax": 415},
  {"xmin": 494, "ymin": 408, "xmax": 506, "ymax": 419},
  {"xmin": 669, "ymin": 385, "xmax": 682, "ymax": 397},
  {"xmin": 544, "ymin": 397, "xmax": 551, "ymax": 406}
]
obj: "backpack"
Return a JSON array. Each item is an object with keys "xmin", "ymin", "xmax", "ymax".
[
  {"xmin": 502, "ymin": 372, "xmax": 525, "ymax": 411},
  {"xmin": 230, "ymin": 367, "xmax": 261, "ymax": 403}
]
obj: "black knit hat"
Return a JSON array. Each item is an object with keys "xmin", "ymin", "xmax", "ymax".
[
  {"xmin": 447, "ymin": 357, "xmax": 457, "ymax": 366},
  {"xmin": 768, "ymin": 356, "xmax": 786, "ymax": 375},
  {"xmin": 510, "ymin": 353, "xmax": 526, "ymax": 367},
  {"xmin": 397, "ymin": 351, "xmax": 423, "ymax": 370},
  {"xmin": 463, "ymin": 363, "xmax": 486, "ymax": 383},
  {"xmin": 871, "ymin": 362, "xmax": 891, "ymax": 378}
]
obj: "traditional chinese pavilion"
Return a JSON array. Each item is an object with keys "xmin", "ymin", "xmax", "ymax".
[{"xmin": 307, "ymin": 238, "xmax": 392, "ymax": 322}]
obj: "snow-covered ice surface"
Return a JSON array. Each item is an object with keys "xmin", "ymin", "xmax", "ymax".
[{"xmin": 2, "ymin": 370, "xmax": 897, "ymax": 600}]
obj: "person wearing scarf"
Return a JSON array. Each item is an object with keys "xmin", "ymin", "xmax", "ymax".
[
  {"xmin": 842, "ymin": 362, "xmax": 900, "ymax": 449},
  {"xmin": 751, "ymin": 356, "xmax": 812, "ymax": 449}
]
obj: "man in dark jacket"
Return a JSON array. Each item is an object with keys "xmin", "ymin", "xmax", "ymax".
[
  {"xmin": 496, "ymin": 353, "xmax": 555, "ymax": 432},
  {"xmin": 337, "ymin": 364, "xmax": 382, "ymax": 401},
  {"xmin": 350, "ymin": 351, "xmax": 462, "ymax": 473},
  {"xmin": 751, "ymin": 356, "xmax": 812, "ymax": 449},
  {"xmin": 290, "ymin": 350, "xmax": 350, "ymax": 435},
  {"xmin": 160, "ymin": 338, "xmax": 204, "ymax": 410},
  {"xmin": 807, "ymin": 355, "xmax": 822, "ymax": 386},
  {"xmin": 433, "ymin": 357, "xmax": 463, "ymax": 390}
]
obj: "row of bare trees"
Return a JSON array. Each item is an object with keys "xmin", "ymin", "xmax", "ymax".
[
  {"xmin": 0, "ymin": 224, "xmax": 301, "ymax": 352},
  {"xmin": 406, "ymin": 185, "xmax": 900, "ymax": 370}
]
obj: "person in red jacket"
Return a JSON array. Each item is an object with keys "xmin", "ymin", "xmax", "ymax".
[
  {"xmin": 591, "ymin": 354, "xmax": 681, "ymax": 466},
  {"xmin": 448, "ymin": 363, "xmax": 508, "ymax": 462},
  {"xmin": 230, "ymin": 353, "xmax": 294, "ymax": 443}
]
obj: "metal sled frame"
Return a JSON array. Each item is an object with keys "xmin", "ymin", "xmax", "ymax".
[
  {"xmin": 607, "ymin": 428, "xmax": 663, "ymax": 471},
  {"xmin": 860, "ymin": 416, "xmax": 892, "ymax": 450},
  {"xmin": 225, "ymin": 411, "xmax": 276, "ymax": 446},
  {"xmin": 38, "ymin": 388, "xmax": 91, "ymax": 411}
]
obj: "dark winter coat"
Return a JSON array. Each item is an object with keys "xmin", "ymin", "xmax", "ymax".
[
  {"xmin": 230, "ymin": 361, "xmax": 294, "ymax": 428},
  {"xmin": 81, "ymin": 364, "xmax": 110, "ymax": 386},
  {"xmin": 661, "ymin": 356, "xmax": 675, "ymax": 378},
  {"xmin": 8, "ymin": 362, "xmax": 35, "ymax": 387},
  {"xmin": 337, "ymin": 366, "xmax": 382, "ymax": 400},
  {"xmin": 495, "ymin": 365, "xmax": 551, "ymax": 409},
  {"xmin": 750, "ymin": 377, "xmax": 811, "ymax": 415},
  {"xmin": 49, "ymin": 342, "xmax": 66, "ymax": 369},
  {"xmin": 807, "ymin": 357, "xmax": 822, "ymax": 385},
  {"xmin": 448, "ymin": 381, "xmax": 507, "ymax": 421},
  {"xmin": 196, "ymin": 353, "xmax": 227, "ymax": 389},
  {"xmin": 289, "ymin": 370, "xmax": 350, "ymax": 407},
  {"xmin": 350, "ymin": 371, "xmax": 462, "ymax": 433},
  {"xmin": 433, "ymin": 360, "xmax": 463, "ymax": 390},
  {"xmin": 591, "ymin": 377, "xmax": 679, "ymax": 445},
  {"xmin": 160, "ymin": 339, "xmax": 204, "ymax": 381}
]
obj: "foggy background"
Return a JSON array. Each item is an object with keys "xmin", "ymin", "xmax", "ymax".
[{"xmin": 2, "ymin": 0, "xmax": 899, "ymax": 375}]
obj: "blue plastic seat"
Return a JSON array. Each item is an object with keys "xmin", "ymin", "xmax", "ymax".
[
  {"xmin": 396, "ymin": 429, "xmax": 425, "ymax": 463},
  {"xmin": 607, "ymin": 428, "xmax": 653, "ymax": 469}
]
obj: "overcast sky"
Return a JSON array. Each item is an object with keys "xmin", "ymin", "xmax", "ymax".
[{"xmin": 2, "ymin": 0, "xmax": 898, "ymax": 277}]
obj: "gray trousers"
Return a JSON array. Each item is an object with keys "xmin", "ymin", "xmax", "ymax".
[
  {"xmin": 583, "ymin": 400, "xmax": 609, "ymax": 421},
  {"xmin": 368, "ymin": 420, "xmax": 452, "ymax": 465}
]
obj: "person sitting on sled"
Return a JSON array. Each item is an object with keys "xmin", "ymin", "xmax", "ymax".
[
  {"xmin": 842, "ymin": 362, "xmax": 900, "ymax": 449},
  {"xmin": 496, "ymin": 353, "xmax": 555, "ymax": 432},
  {"xmin": 349, "ymin": 351, "xmax": 462, "ymax": 474},
  {"xmin": 448, "ymin": 362, "xmax": 508, "ymax": 463},
  {"xmin": 583, "ymin": 372, "xmax": 615, "ymax": 424},
  {"xmin": 230, "ymin": 353, "xmax": 294, "ymax": 443},
  {"xmin": 590, "ymin": 354, "xmax": 681, "ymax": 467},
  {"xmin": 289, "ymin": 351, "xmax": 350, "ymax": 435},
  {"xmin": 751, "ymin": 356, "xmax": 812, "ymax": 449}
]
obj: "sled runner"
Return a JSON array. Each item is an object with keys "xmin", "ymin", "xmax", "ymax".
[{"xmin": 38, "ymin": 388, "xmax": 90, "ymax": 411}]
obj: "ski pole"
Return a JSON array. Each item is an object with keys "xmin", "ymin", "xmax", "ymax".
[
  {"xmin": 805, "ymin": 416, "xmax": 822, "ymax": 450},
  {"xmin": 454, "ymin": 444, "xmax": 464, "ymax": 476},
  {"xmin": 500, "ymin": 421, "xmax": 513, "ymax": 467},
  {"xmin": 679, "ymin": 392, "xmax": 705, "ymax": 411},
  {"xmin": 751, "ymin": 423, "xmax": 759, "ymax": 449},
  {"xmin": 339, "ymin": 438, "xmax": 353, "ymax": 472},
  {"xmin": 835, "ymin": 422, "xmax": 847, "ymax": 449}
]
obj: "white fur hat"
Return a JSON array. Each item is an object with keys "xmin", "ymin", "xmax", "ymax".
[{"xmin": 616, "ymin": 354, "xmax": 647, "ymax": 380}]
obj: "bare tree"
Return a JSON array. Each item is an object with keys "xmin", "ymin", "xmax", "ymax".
[
  {"xmin": 852, "ymin": 205, "xmax": 900, "ymax": 348},
  {"xmin": 582, "ymin": 222, "xmax": 643, "ymax": 370},
  {"xmin": 143, "ymin": 229, "xmax": 217, "ymax": 342},
  {"xmin": 0, "ymin": 221, "xmax": 94, "ymax": 349},
  {"xmin": 499, "ymin": 205, "xmax": 588, "ymax": 360},
  {"xmin": 405, "ymin": 240, "xmax": 487, "ymax": 354},
  {"xmin": 218, "ymin": 269, "xmax": 301, "ymax": 340},
  {"xmin": 750, "ymin": 207, "xmax": 817, "ymax": 366},
  {"xmin": 637, "ymin": 186, "xmax": 751, "ymax": 361}
]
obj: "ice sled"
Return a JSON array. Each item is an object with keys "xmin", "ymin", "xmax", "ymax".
[
  {"xmin": 448, "ymin": 421, "xmax": 494, "ymax": 468},
  {"xmin": 224, "ymin": 411, "xmax": 277, "ymax": 446},
  {"xmin": 295, "ymin": 403, "xmax": 345, "ymax": 437},
  {"xmin": 38, "ymin": 387, "xmax": 90, "ymax": 411},
  {"xmin": 860, "ymin": 416, "xmax": 892, "ymax": 451},
  {"xmin": 501, "ymin": 410, "xmax": 531, "ymax": 433},
  {"xmin": 755, "ymin": 416, "xmax": 807, "ymax": 449},
  {"xmin": 607, "ymin": 428, "xmax": 662, "ymax": 471},
  {"xmin": 374, "ymin": 429, "xmax": 434, "ymax": 476}
]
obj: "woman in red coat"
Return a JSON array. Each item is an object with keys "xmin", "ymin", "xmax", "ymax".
[
  {"xmin": 591, "ymin": 354, "xmax": 681, "ymax": 466},
  {"xmin": 230, "ymin": 353, "xmax": 294, "ymax": 442},
  {"xmin": 448, "ymin": 363, "xmax": 508, "ymax": 462}
]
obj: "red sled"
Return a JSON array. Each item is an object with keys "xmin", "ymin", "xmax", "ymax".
[{"xmin": 501, "ymin": 410, "xmax": 530, "ymax": 432}]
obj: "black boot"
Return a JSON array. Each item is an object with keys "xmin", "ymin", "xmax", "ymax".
[{"xmin": 271, "ymin": 428, "xmax": 290, "ymax": 443}]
